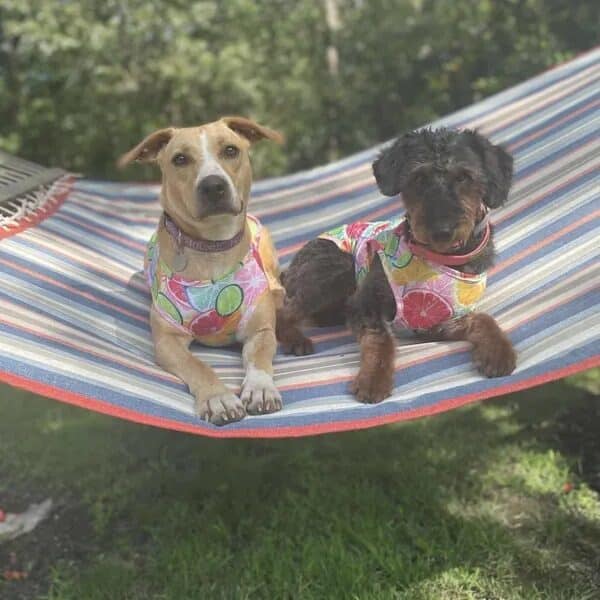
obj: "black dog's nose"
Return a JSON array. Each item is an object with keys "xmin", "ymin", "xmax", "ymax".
[
  {"xmin": 431, "ymin": 223, "xmax": 454, "ymax": 242},
  {"xmin": 198, "ymin": 175, "xmax": 228, "ymax": 203}
]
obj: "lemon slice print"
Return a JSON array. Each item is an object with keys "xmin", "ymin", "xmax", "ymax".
[
  {"xmin": 456, "ymin": 279, "xmax": 486, "ymax": 307},
  {"xmin": 391, "ymin": 256, "xmax": 437, "ymax": 285}
]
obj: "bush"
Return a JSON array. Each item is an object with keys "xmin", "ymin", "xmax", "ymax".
[{"xmin": 0, "ymin": 0, "xmax": 597, "ymax": 180}]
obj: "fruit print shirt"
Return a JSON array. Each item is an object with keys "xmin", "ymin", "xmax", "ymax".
[
  {"xmin": 319, "ymin": 220, "xmax": 487, "ymax": 331},
  {"xmin": 145, "ymin": 215, "xmax": 273, "ymax": 347}
]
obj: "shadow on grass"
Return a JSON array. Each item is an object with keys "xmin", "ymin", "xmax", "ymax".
[{"xmin": 0, "ymin": 377, "xmax": 599, "ymax": 599}]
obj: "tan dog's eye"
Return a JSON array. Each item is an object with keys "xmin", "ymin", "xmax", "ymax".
[
  {"xmin": 172, "ymin": 153, "xmax": 189, "ymax": 167},
  {"xmin": 456, "ymin": 171, "xmax": 472, "ymax": 183},
  {"xmin": 223, "ymin": 145, "xmax": 239, "ymax": 159}
]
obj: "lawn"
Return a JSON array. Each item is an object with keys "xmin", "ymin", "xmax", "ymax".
[{"xmin": 1, "ymin": 372, "xmax": 599, "ymax": 599}]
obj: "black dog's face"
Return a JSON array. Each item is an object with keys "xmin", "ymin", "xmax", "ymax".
[{"xmin": 372, "ymin": 128, "xmax": 514, "ymax": 253}]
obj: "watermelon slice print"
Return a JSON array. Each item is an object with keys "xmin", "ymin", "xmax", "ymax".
[
  {"xmin": 167, "ymin": 277, "xmax": 193, "ymax": 308},
  {"xmin": 346, "ymin": 222, "xmax": 370, "ymax": 240},
  {"xmin": 190, "ymin": 310, "xmax": 225, "ymax": 337}
]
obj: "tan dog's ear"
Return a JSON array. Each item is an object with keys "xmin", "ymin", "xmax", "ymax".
[
  {"xmin": 117, "ymin": 128, "xmax": 175, "ymax": 168},
  {"xmin": 222, "ymin": 116, "xmax": 284, "ymax": 145}
]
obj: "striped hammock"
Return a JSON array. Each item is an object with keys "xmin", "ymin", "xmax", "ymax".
[{"xmin": 1, "ymin": 50, "xmax": 598, "ymax": 438}]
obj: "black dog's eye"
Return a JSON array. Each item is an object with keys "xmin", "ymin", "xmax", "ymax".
[
  {"xmin": 172, "ymin": 153, "xmax": 189, "ymax": 167},
  {"xmin": 413, "ymin": 172, "xmax": 427, "ymax": 186},
  {"xmin": 223, "ymin": 145, "xmax": 239, "ymax": 159},
  {"xmin": 456, "ymin": 171, "xmax": 472, "ymax": 183}
]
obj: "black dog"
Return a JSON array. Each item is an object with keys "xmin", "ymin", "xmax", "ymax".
[{"xmin": 277, "ymin": 128, "xmax": 517, "ymax": 403}]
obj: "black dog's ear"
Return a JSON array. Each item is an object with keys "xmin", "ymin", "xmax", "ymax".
[
  {"xmin": 465, "ymin": 130, "xmax": 514, "ymax": 208},
  {"xmin": 372, "ymin": 146, "xmax": 400, "ymax": 196},
  {"xmin": 372, "ymin": 133, "xmax": 416, "ymax": 196}
]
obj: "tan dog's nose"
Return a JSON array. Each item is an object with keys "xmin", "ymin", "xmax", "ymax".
[
  {"xmin": 199, "ymin": 175, "xmax": 227, "ymax": 201},
  {"xmin": 197, "ymin": 175, "xmax": 234, "ymax": 217}
]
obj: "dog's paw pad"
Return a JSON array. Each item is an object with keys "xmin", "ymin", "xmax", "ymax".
[
  {"xmin": 196, "ymin": 392, "xmax": 246, "ymax": 426},
  {"xmin": 473, "ymin": 341, "xmax": 516, "ymax": 378},
  {"xmin": 241, "ymin": 368, "xmax": 282, "ymax": 415},
  {"xmin": 351, "ymin": 373, "xmax": 393, "ymax": 404},
  {"xmin": 281, "ymin": 336, "xmax": 314, "ymax": 356}
]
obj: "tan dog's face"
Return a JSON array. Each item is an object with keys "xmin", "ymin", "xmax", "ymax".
[{"xmin": 119, "ymin": 117, "xmax": 283, "ymax": 233}]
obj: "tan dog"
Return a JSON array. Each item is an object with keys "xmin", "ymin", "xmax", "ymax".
[{"xmin": 119, "ymin": 117, "xmax": 284, "ymax": 425}]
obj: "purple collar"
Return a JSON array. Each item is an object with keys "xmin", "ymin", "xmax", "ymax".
[{"xmin": 163, "ymin": 213, "xmax": 245, "ymax": 253}]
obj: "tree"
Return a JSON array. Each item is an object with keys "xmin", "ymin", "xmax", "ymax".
[{"xmin": 0, "ymin": 0, "xmax": 597, "ymax": 180}]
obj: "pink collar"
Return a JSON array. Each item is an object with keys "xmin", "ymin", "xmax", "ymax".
[
  {"xmin": 163, "ymin": 213, "xmax": 245, "ymax": 253},
  {"xmin": 403, "ymin": 213, "xmax": 491, "ymax": 267}
]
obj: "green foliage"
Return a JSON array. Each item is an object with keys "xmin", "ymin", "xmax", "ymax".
[{"xmin": 0, "ymin": 0, "xmax": 597, "ymax": 180}]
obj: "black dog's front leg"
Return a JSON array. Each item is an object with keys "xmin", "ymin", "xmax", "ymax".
[
  {"xmin": 431, "ymin": 312, "xmax": 516, "ymax": 377},
  {"xmin": 347, "ymin": 255, "xmax": 397, "ymax": 403}
]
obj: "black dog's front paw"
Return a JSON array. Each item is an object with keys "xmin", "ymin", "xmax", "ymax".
[
  {"xmin": 351, "ymin": 370, "xmax": 393, "ymax": 403},
  {"xmin": 473, "ymin": 336, "xmax": 516, "ymax": 377},
  {"xmin": 281, "ymin": 335, "xmax": 314, "ymax": 356}
]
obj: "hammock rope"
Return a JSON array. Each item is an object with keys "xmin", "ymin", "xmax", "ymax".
[{"xmin": 0, "ymin": 49, "xmax": 598, "ymax": 438}]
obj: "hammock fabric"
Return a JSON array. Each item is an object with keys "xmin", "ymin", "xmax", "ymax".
[{"xmin": 1, "ymin": 50, "xmax": 598, "ymax": 438}]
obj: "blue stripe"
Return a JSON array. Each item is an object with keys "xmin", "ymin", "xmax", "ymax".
[
  {"xmin": 0, "ymin": 255, "xmax": 150, "ymax": 320},
  {"xmin": 46, "ymin": 213, "xmax": 147, "ymax": 255},
  {"xmin": 514, "ymin": 130, "xmax": 599, "ymax": 179},
  {"xmin": 493, "ymin": 202, "xmax": 598, "ymax": 276},
  {"xmin": 5, "ymin": 237, "xmax": 149, "ymax": 295},
  {"xmin": 507, "ymin": 95, "xmax": 599, "ymax": 148}
]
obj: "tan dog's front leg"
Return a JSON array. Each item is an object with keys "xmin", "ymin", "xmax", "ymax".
[
  {"xmin": 241, "ymin": 327, "xmax": 282, "ymax": 415},
  {"xmin": 150, "ymin": 308, "xmax": 246, "ymax": 425},
  {"xmin": 240, "ymin": 294, "xmax": 282, "ymax": 415}
]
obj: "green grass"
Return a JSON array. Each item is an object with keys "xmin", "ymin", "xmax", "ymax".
[{"xmin": 1, "ymin": 372, "xmax": 599, "ymax": 600}]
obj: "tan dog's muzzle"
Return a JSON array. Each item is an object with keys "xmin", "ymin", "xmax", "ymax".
[{"xmin": 196, "ymin": 175, "xmax": 238, "ymax": 218}]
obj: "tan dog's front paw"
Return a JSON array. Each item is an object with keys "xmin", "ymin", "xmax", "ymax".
[
  {"xmin": 240, "ymin": 366, "xmax": 282, "ymax": 415},
  {"xmin": 351, "ymin": 370, "xmax": 393, "ymax": 404},
  {"xmin": 196, "ymin": 392, "xmax": 247, "ymax": 426},
  {"xmin": 473, "ymin": 337, "xmax": 517, "ymax": 377}
]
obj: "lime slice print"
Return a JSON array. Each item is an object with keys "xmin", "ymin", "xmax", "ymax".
[
  {"xmin": 156, "ymin": 292, "xmax": 183, "ymax": 324},
  {"xmin": 391, "ymin": 250, "xmax": 412, "ymax": 269},
  {"xmin": 326, "ymin": 225, "xmax": 346, "ymax": 240},
  {"xmin": 162, "ymin": 260, "xmax": 173, "ymax": 278},
  {"xmin": 216, "ymin": 284, "xmax": 243, "ymax": 317},
  {"xmin": 384, "ymin": 234, "xmax": 400, "ymax": 257},
  {"xmin": 186, "ymin": 284, "xmax": 216, "ymax": 311}
]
